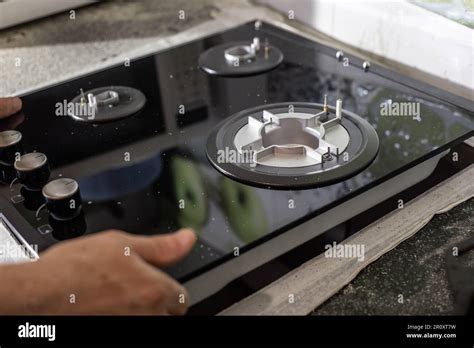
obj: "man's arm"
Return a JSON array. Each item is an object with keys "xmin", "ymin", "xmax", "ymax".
[{"xmin": 0, "ymin": 229, "xmax": 196, "ymax": 314}]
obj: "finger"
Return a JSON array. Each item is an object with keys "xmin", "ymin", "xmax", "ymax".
[
  {"xmin": 0, "ymin": 97, "xmax": 22, "ymax": 118},
  {"xmin": 160, "ymin": 274, "xmax": 189, "ymax": 315},
  {"xmin": 166, "ymin": 286, "xmax": 189, "ymax": 316},
  {"xmin": 130, "ymin": 229, "xmax": 196, "ymax": 267},
  {"xmin": 139, "ymin": 263, "xmax": 190, "ymax": 315}
]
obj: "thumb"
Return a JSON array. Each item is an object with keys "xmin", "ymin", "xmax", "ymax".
[{"xmin": 131, "ymin": 229, "xmax": 197, "ymax": 267}]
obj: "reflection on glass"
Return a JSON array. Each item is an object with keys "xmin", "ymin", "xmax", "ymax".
[
  {"xmin": 171, "ymin": 156, "xmax": 208, "ymax": 231},
  {"xmin": 219, "ymin": 176, "xmax": 267, "ymax": 243}
]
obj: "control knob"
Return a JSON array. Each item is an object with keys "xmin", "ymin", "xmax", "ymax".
[
  {"xmin": 0, "ymin": 130, "xmax": 22, "ymax": 165},
  {"xmin": 42, "ymin": 178, "xmax": 82, "ymax": 220},
  {"xmin": 14, "ymin": 152, "xmax": 50, "ymax": 190}
]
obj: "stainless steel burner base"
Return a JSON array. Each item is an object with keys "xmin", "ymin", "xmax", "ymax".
[
  {"xmin": 68, "ymin": 86, "xmax": 146, "ymax": 123},
  {"xmin": 199, "ymin": 39, "xmax": 284, "ymax": 77},
  {"xmin": 207, "ymin": 102, "xmax": 379, "ymax": 189}
]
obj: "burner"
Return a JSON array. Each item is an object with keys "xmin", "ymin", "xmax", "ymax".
[
  {"xmin": 199, "ymin": 37, "xmax": 283, "ymax": 77},
  {"xmin": 207, "ymin": 98, "xmax": 379, "ymax": 188},
  {"xmin": 68, "ymin": 86, "xmax": 146, "ymax": 123}
]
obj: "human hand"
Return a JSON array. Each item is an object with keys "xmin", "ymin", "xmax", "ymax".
[
  {"xmin": 0, "ymin": 229, "xmax": 196, "ymax": 315},
  {"xmin": 0, "ymin": 97, "xmax": 22, "ymax": 118}
]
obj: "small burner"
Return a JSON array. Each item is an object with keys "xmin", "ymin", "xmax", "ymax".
[
  {"xmin": 68, "ymin": 86, "xmax": 146, "ymax": 123},
  {"xmin": 199, "ymin": 37, "xmax": 283, "ymax": 77},
  {"xmin": 207, "ymin": 98, "xmax": 379, "ymax": 189}
]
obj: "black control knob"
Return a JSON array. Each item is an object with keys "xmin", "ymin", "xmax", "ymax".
[
  {"xmin": 20, "ymin": 186, "xmax": 45, "ymax": 211},
  {"xmin": 14, "ymin": 152, "xmax": 50, "ymax": 190},
  {"xmin": 50, "ymin": 211, "xmax": 87, "ymax": 241},
  {"xmin": 0, "ymin": 162, "xmax": 16, "ymax": 184},
  {"xmin": 0, "ymin": 130, "xmax": 23, "ymax": 165},
  {"xmin": 42, "ymin": 178, "xmax": 82, "ymax": 220}
]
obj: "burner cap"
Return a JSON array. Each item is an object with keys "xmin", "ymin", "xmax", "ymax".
[
  {"xmin": 199, "ymin": 37, "xmax": 283, "ymax": 77},
  {"xmin": 68, "ymin": 86, "xmax": 146, "ymax": 123},
  {"xmin": 207, "ymin": 101, "xmax": 379, "ymax": 189}
]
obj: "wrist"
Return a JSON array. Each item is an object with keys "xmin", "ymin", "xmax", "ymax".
[{"xmin": 0, "ymin": 261, "xmax": 53, "ymax": 314}]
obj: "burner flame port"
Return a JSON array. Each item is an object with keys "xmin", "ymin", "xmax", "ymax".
[
  {"xmin": 234, "ymin": 99, "xmax": 349, "ymax": 168},
  {"xmin": 224, "ymin": 37, "xmax": 262, "ymax": 64}
]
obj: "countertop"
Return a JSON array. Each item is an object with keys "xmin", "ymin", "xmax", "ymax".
[{"xmin": 314, "ymin": 198, "xmax": 473, "ymax": 315}]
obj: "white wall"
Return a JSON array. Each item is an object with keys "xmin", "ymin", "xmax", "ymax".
[
  {"xmin": 0, "ymin": 0, "xmax": 95, "ymax": 30},
  {"xmin": 259, "ymin": 0, "xmax": 474, "ymax": 92}
]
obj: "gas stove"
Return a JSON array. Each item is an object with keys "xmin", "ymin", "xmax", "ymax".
[{"xmin": 0, "ymin": 21, "xmax": 472, "ymax": 312}]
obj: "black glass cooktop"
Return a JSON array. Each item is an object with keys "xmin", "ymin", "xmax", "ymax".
[{"xmin": 1, "ymin": 21, "xmax": 472, "ymax": 282}]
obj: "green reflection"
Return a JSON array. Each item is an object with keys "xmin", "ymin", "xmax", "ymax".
[
  {"xmin": 219, "ymin": 176, "xmax": 267, "ymax": 243},
  {"xmin": 172, "ymin": 156, "xmax": 208, "ymax": 230}
]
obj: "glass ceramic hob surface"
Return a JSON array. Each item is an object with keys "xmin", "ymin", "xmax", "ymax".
[{"xmin": 1, "ymin": 22, "xmax": 472, "ymax": 281}]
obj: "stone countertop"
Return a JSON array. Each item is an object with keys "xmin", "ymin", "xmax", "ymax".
[
  {"xmin": 0, "ymin": 0, "xmax": 217, "ymax": 94},
  {"xmin": 314, "ymin": 198, "xmax": 473, "ymax": 315}
]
